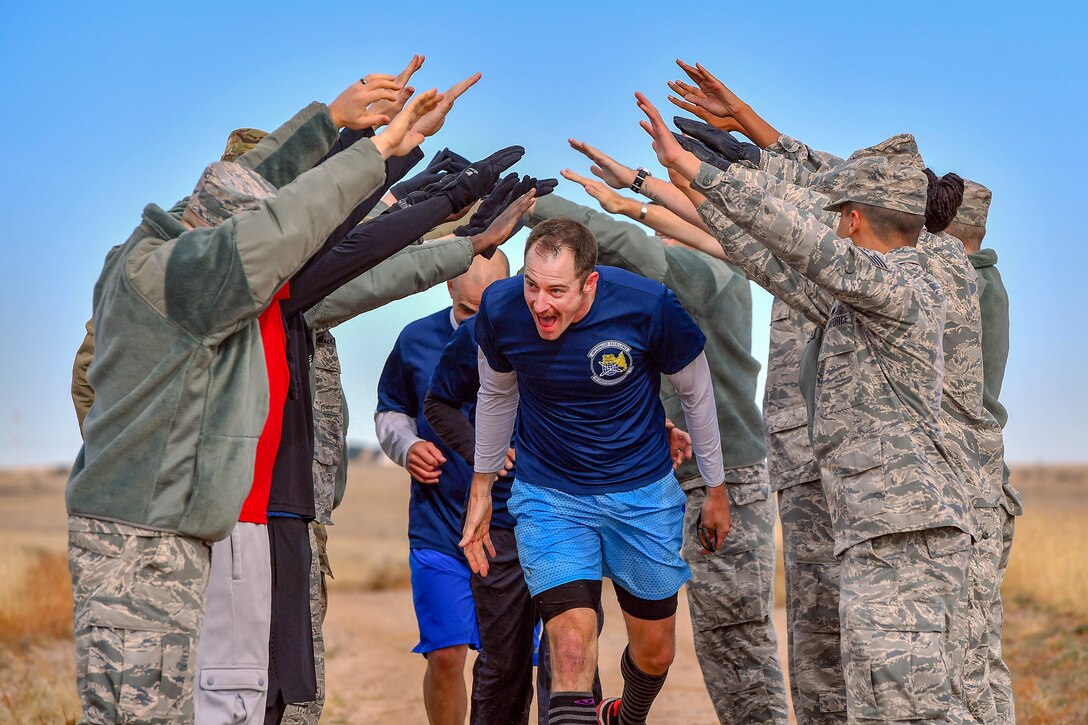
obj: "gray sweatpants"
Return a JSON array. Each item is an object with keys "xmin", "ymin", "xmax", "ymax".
[{"xmin": 194, "ymin": 522, "xmax": 272, "ymax": 725}]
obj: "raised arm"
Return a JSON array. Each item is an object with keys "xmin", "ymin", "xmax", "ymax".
[
  {"xmin": 636, "ymin": 93, "xmax": 832, "ymax": 324},
  {"xmin": 236, "ymin": 75, "xmax": 404, "ymax": 187},
  {"xmin": 694, "ymin": 163, "xmax": 926, "ymax": 325},
  {"xmin": 566, "ymin": 138, "xmax": 705, "ymax": 228}
]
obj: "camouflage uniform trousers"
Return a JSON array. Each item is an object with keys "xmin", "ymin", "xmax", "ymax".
[
  {"xmin": 282, "ymin": 522, "xmax": 331, "ymax": 725},
  {"xmin": 839, "ymin": 526, "xmax": 973, "ymax": 724},
  {"xmin": 777, "ymin": 479, "xmax": 848, "ymax": 724},
  {"xmin": 681, "ymin": 465, "xmax": 790, "ymax": 725},
  {"xmin": 990, "ymin": 507, "xmax": 1016, "ymax": 724},
  {"xmin": 68, "ymin": 515, "xmax": 211, "ymax": 725},
  {"xmin": 962, "ymin": 505, "xmax": 1003, "ymax": 724}
]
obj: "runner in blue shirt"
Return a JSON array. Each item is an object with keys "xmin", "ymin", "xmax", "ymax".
[
  {"xmin": 375, "ymin": 251, "xmax": 511, "ymax": 725},
  {"xmin": 461, "ymin": 217, "xmax": 731, "ymax": 725}
]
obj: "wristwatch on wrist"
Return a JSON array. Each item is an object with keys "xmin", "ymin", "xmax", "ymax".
[{"xmin": 630, "ymin": 167, "xmax": 652, "ymax": 195}]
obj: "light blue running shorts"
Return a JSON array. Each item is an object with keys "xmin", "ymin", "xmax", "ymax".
[{"xmin": 507, "ymin": 471, "xmax": 690, "ymax": 600}]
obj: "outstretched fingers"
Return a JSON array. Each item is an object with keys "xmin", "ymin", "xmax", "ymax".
[
  {"xmin": 447, "ymin": 72, "xmax": 483, "ymax": 102},
  {"xmin": 560, "ymin": 168, "xmax": 596, "ymax": 188}
]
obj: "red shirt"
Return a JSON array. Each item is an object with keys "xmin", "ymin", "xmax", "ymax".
[{"xmin": 239, "ymin": 283, "xmax": 291, "ymax": 524}]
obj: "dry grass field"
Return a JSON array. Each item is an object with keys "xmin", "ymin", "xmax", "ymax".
[{"xmin": 0, "ymin": 463, "xmax": 1085, "ymax": 724}]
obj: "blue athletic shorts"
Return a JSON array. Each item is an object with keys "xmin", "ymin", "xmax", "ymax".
[
  {"xmin": 508, "ymin": 471, "xmax": 690, "ymax": 600},
  {"xmin": 409, "ymin": 548, "xmax": 480, "ymax": 654}
]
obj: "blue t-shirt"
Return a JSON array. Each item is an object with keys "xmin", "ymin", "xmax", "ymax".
[
  {"xmin": 428, "ymin": 316, "xmax": 517, "ymax": 531},
  {"xmin": 475, "ymin": 266, "xmax": 706, "ymax": 495},
  {"xmin": 377, "ymin": 307, "xmax": 472, "ymax": 557}
]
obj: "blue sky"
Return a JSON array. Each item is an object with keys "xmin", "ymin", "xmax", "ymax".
[{"xmin": 0, "ymin": 1, "xmax": 1084, "ymax": 467}]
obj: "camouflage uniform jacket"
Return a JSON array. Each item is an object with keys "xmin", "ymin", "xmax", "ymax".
[
  {"xmin": 67, "ymin": 102, "xmax": 387, "ymax": 542},
  {"xmin": 969, "ymin": 248, "xmax": 1022, "ymax": 515},
  {"xmin": 526, "ymin": 194, "xmax": 765, "ymax": 486},
  {"xmin": 714, "ymin": 167, "xmax": 832, "ymax": 492},
  {"xmin": 759, "ymin": 134, "xmax": 845, "ymax": 187},
  {"xmin": 303, "ymin": 235, "xmax": 477, "ymax": 523},
  {"xmin": 765, "ymin": 300, "xmax": 822, "ymax": 491},
  {"xmin": 693, "ymin": 162, "xmax": 973, "ymax": 554},
  {"xmin": 919, "ymin": 232, "xmax": 1005, "ymax": 508}
]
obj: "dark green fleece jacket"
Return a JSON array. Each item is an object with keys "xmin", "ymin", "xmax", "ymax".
[
  {"xmin": 67, "ymin": 102, "xmax": 386, "ymax": 542},
  {"xmin": 970, "ymin": 248, "xmax": 1022, "ymax": 513}
]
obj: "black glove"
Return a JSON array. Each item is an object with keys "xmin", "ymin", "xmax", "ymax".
[
  {"xmin": 534, "ymin": 177, "xmax": 559, "ymax": 197},
  {"xmin": 673, "ymin": 117, "xmax": 760, "ymax": 165},
  {"xmin": 435, "ymin": 145, "xmax": 525, "ymax": 211},
  {"xmin": 454, "ymin": 173, "xmax": 557, "ymax": 249},
  {"xmin": 672, "ymin": 132, "xmax": 732, "ymax": 173},
  {"xmin": 388, "ymin": 148, "xmax": 471, "ymax": 199},
  {"xmin": 453, "ymin": 173, "xmax": 521, "ymax": 237}
]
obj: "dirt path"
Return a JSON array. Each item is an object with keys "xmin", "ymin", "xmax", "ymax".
[{"xmin": 321, "ymin": 586, "xmax": 791, "ymax": 724}]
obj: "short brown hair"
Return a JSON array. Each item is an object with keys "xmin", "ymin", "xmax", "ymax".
[
  {"xmin": 844, "ymin": 202, "xmax": 925, "ymax": 246},
  {"xmin": 525, "ymin": 218, "xmax": 598, "ymax": 280}
]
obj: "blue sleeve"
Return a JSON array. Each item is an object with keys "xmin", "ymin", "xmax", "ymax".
[
  {"xmin": 376, "ymin": 335, "xmax": 418, "ymax": 416},
  {"xmin": 429, "ymin": 321, "xmax": 480, "ymax": 404},
  {"xmin": 474, "ymin": 290, "xmax": 513, "ymax": 373},
  {"xmin": 650, "ymin": 286, "xmax": 706, "ymax": 375}
]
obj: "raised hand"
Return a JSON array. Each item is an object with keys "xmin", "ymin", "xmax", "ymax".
[
  {"xmin": 389, "ymin": 147, "xmax": 469, "ymax": 200},
  {"xmin": 674, "ymin": 60, "xmax": 781, "ymax": 148},
  {"xmin": 674, "ymin": 117, "xmax": 761, "ymax": 165},
  {"xmin": 372, "ymin": 89, "xmax": 441, "ymax": 158},
  {"xmin": 667, "ymin": 79, "xmax": 746, "ymax": 133},
  {"xmin": 368, "ymin": 54, "xmax": 426, "ymax": 121},
  {"xmin": 675, "ymin": 60, "xmax": 750, "ymax": 119},
  {"xmin": 438, "ymin": 145, "xmax": 525, "ymax": 210},
  {"xmin": 560, "ymin": 169, "xmax": 634, "ymax": 215},
  {"xmin": 567, "ymin": 138, "xmax": 638, "ymax": 189},
  {"xmin": 328, "ymin": 74, "xmax": 403, "ymax": 130},
  {"xmin": 468, "ymin": 189, "xmax": 538, "ymax": 256},
  {"xmin": 413, "ymin": 72, "xmax": 483, "ymax": 138},
  {"xmin": 672, "ymin": 132, "xmax": 732, "ymax": 173},
  {"xmin": 635, "ymin": 92, "xmax": 699, "ymax": 179}
]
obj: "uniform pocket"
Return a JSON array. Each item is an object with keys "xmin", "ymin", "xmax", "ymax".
[
  {"xmin": 198, "ymin": 667, "xmax": 267, "ymax": 723},
  {"xmin": 70, "ymin": 530, "xmax": 126, "ymax": 558},
  {"xmin": 829, "ymin": 442, "xmax": 885, "ymax": 520},
  {"xmin": 83, "ymin": 610, "xmax": 191, "ymax": 723},
  {"xmin": 844, "ymin": 601, "xmax": 951, "ymax": 721},
  {"xmin": 687, "ymin": 548, "xmax": 766, "ymax": 627},
  {"xmin": 793, "ymin": 562, "xmax": 840, "ymax": 634},
  {"xmin": 727, "ymin": 480, "xmax": 770, "ymax": 508}
]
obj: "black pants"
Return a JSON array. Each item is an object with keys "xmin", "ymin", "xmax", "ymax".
[
  {"xmin": 469, "ymin": 527, "xmax": 602, "ymax": 725},
  {"xmin": 265, "ymin": 516, "xmax": 315, "ymax": 721}
]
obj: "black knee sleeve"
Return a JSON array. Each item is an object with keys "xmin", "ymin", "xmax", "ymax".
[
  {"xmin": 613, "ymin": 583, "xmax": 678, "ymax": 621},
  {"xmin": 534, "ymin": 579, "xmax": 602, "ymax": 624}
]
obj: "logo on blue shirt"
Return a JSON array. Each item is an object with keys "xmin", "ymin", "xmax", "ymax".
[{"xmin": 589, "ymin": 340, "xmax": 634, "ymax": 386}]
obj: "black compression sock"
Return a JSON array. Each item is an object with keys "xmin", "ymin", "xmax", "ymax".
[
  {"xmin": 619, "ymin": 646, "xmax": 668, "ymax": 725},
  {"xmin": 548, "ymin": 691, "xmax": 598, "ymax": 724}
]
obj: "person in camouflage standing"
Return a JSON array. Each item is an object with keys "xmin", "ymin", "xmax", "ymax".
[
  {"xmin": 641, "ymin": 93, "xmax": 975, "ymax": 723},
  {"xmin": 672, "ymin": 66, "xmax": 1010, "ymax": 717},
  {"xmin": 947, "ymin": 181, "xmax": 1019, "ymax": 724},
  {"xmin": 749, "ymin": 125, "xmax": 1008, "ymax": 722},
  {"xmin": 524, "ymin": 164, "xmax": 789, "ymax": 723}
]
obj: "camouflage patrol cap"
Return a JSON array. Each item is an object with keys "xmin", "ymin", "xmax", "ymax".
[
  {"xmin": 813, "ymin": 134, "xmax": 923, "ymax": 198},
  {"xmin": 221, "ymin": 128, "xmax": 269, "ymax": 162},
  {"xmin": 953, "ymin": 179, "xmax": 991, "ymax": 227},
  {"xmin": 183, "ymin": 161, "xmax": 276, "ymax": 228},
  {"xmin": 822, "ymin": 156, "xmax": 928, "ymax": 216}
]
